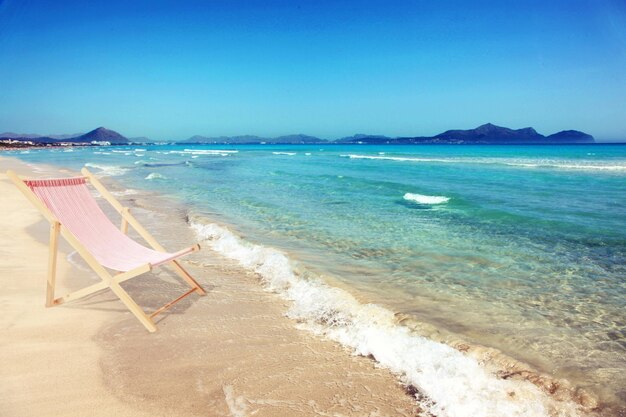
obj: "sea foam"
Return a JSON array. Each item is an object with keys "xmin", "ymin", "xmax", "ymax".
[
  {"xmin": 145, "ymin": 172, "xmax": 166, "ymax": 180},
  {"xmin": 341, "ymin": 154, "xmax": 451, "ymax": 163},
  {"xmin": 84, "ymin": 163, "xmax": 128, "ymax": 176},
  {"xmin": 341, "ymin": 154, "xmax": 626, "ymax": 172},
  {"xmin": 191, "ymin": 221, "xmax": 580, "ymax": 417},
  {"xmin": 168, "ymin": 149, "xmax": 237, "ymax": 157},
  {"xmin": 339, "ymin": 154, "xmax": 626, "ymax": 173},
  {"xmin": 404, "ymin": 192, "xmax": 450, "ymax": 204}
]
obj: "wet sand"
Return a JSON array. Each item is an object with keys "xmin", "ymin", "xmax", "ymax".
[{"xmin": 0, "ymin": 157, "xmax": 418, "ymax": 416}]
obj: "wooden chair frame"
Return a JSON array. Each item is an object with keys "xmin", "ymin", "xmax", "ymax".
[{"xmin": 6, "ymin": 167, "xmax": 206, "ymax": 332}]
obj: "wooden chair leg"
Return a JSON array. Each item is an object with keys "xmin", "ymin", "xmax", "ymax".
[
  {"xmin": 54, "ymin": 281, "xmax": 108, "ymax": 306},
  {"xmin": 168, "ymin": 260, "xmax": 206, "ymax": 295},
  {"xmin": 52, "ymin": 263, "xmax": 157, "ymax": 332},
  {"xmin": 108, "ymin": 280, "xmax": 157, "ymax": 332},
  {"xmin": 46, "ymin": 222, "xmax": 60, "ymax": 307},
  {"xmin": 53, "ymin": 265, "xmax": 150, "ymax": 306}
]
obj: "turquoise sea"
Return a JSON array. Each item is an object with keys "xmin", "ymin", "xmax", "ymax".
[{"xmin": 5, "ymin": 144, "xmax": 626, "ymax": 415}]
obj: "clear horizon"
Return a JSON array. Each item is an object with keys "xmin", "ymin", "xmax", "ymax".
[{"xmin": 1, "ymin": 0, "xmax": 625, "ymax": 142}]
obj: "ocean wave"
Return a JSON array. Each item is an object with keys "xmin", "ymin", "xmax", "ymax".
[
  {"xmin": 111, "ymin": 150, "xmax": 133, "ymax": 156},
  {"xmin": 84, "ymin": 163, "xmax": 128, "ymax": 176},
  {"xmin": 168, "ymin": 149, "xmax": 237, "ymax": 157},
  {"xmin": 340, "ymin": 154, "xmax": 626, "ymax": 172},
  {"xmin": 404, "ymin": 193, "xmax": 450, "ymax": 204},
  {"xmin": 341, "ymin": 154, "xmax": 450, "ymax": 163},
  {"xmin": 145, "ymin": 172, "xmax": 166, "ymax": 180},
  {"xmin": 184, "ymin": 148, "xmax": 238, "ymax": 154},
  {"xmin": 502, "ymin": 161, "xmax": 626, "ymax": 171},
  {"xmin": 191, "ymin": 221, "xmax": 580, "ymax": 417},
  {"xmin": 272, "ymin": 152, "xmax": 296, "ymax": 156},
  {"xmin": 142, "ymin": 161, "xmax": 187, "ymax": 168}
]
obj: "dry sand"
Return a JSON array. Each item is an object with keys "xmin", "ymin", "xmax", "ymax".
[{"xmin": 0, "ymin": 157, "xmax": 419, "ymax": 417}]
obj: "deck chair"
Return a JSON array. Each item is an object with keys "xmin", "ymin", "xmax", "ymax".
[{"xmin": 6, "ymin": 167, "xmax": 206, "ymax": 332}]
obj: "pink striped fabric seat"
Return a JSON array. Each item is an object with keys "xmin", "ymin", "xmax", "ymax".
[{"xmin": 25, "ymin": 177, "xmax": 194, "ymax": 272}]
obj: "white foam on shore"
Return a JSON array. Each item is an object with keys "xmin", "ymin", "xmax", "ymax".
[
  {"xmin": 84, "ymin": 163, "xmax": 128, "ymax": 176},
  {"xmin": 340, "ymin": 154, "xmax": 626, "ymax": 172},
  {"xmin": 191, "ymin": 221, "xmax": 580, "ymax": 417},
  {"xmin": 404, "ymin": 193, "xmax": 450, "ymax": 205}
]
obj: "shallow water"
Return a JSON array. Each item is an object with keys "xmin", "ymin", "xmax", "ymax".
[{"xmin": 5, "ymin": 143, "xmax": 626, "ymax": 414}]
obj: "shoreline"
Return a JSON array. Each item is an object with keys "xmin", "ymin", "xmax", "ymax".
[
  {"xmin": 0, "ymin": 156, "xmax": 419, "ymax": 416},
  {"xmin": 0, "ymin": 155, "xmax": 615, "ymax": 416},
  {"xmin": 188, "ymin": 218, "xmax": 599, "ymax": 417}
]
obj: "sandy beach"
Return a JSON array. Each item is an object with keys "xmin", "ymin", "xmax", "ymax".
[{"xmin": 0, "ymin": 157, "xmax": 418, "ymax": 417}]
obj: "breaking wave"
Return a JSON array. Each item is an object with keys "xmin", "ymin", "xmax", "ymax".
[
  {"xmin": 84, "ymin": 163, "xmax": 128, "ymax": 176},
  {"xmin": 168, "ymin": 149, "xmax": 238, "ymax": 157},
  {"xmin": 340, "ymin": 154, "xmax": 626, "ymax": 172},
  {"xmin": 404, "ymin": 192, "xmax": 450, "ymax": 205},
  {"xmin": 190, "ymin": 220, "xmax": 582, "ymax": 417},
  {"xmin": 145, "ymin": 172, "xmax": 166, "ymax": 180}
]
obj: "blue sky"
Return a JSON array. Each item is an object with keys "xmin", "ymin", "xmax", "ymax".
[{"xmin": 0, "ymin": 0, "xmax": 625, "ymax": 141}]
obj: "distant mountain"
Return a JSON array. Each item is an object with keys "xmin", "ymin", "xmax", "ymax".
[
  {"xmin": 1, "ymin": 124, "xmax": 596, "ymax": 146},
  {"xmin": 369, "ymin": 123, "xmax": 594, "ymax": 144},
  {"xmin": 66, "ymin": 127, "xmax": 128, "ymax": 144},
  {"xmin": 184, "ymin": 135, "xmax": 264, "ymax": 144},
  {"xmin": 49, "ymin": 133, "xmax": 84, "ymax": 140},
  {"xmin": 186, "ymin": 135, "xmax": 211, "ymax": 143},
  {"xmin": 272, "ymin": 134, "xmax": 325, "ymax": 144},
  {"xmin": 182, "ymin": 134, "xmax": 326, "ymax": 144},
  {"xmin": 0, "ymin": 127, "xmax": 128, "ymax": 144},
  {"xmin": 335, "ymin": 134, "xmax": 392, "ymax": 144},
  {"xmin": 432, "ymin": 123, "xmax": 546, "ymax": 143},
  {"xmin": 546, "ymin": 130, "xmax": 594, "ymax": 143},
  {"xmin": 0, "ymin": 132, "xmax": 43, "ymax": 139}
]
